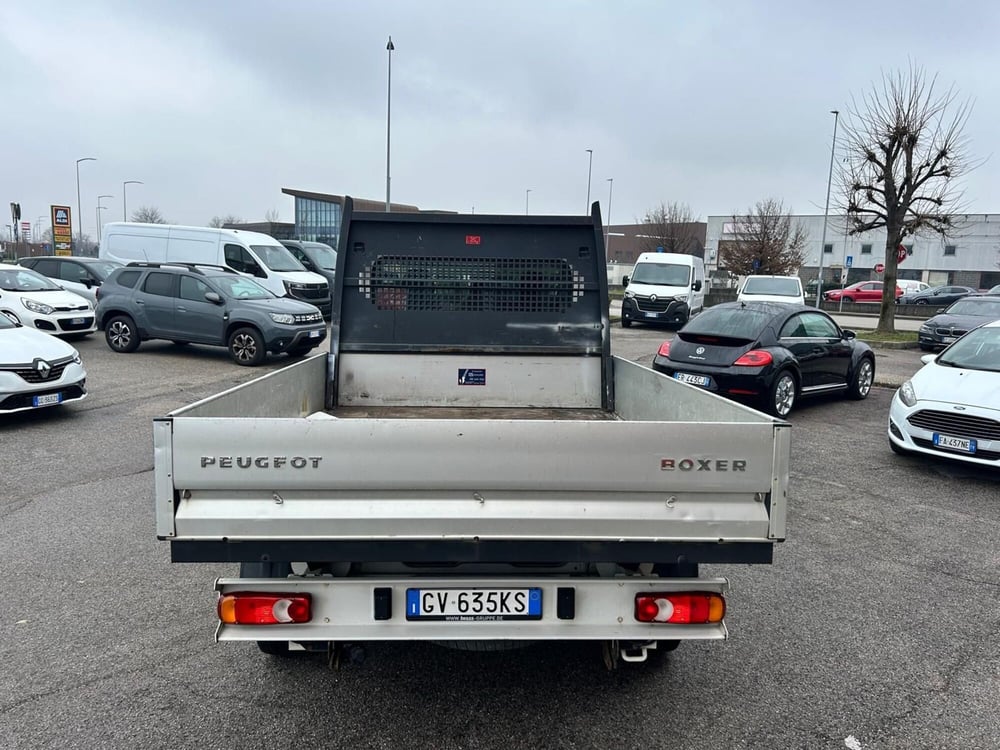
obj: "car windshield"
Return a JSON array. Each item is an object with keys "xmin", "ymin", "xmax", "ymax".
[
  {"xmin": 680, "ymin": 305, "xmax": 772, "ymax": 340},
  {"xmin": 0, "ymin": 267, "xmax": 63, "ymax": 291},
  {"xmin": 936, "ymin": 326, "xmax": 1000, "ymax": 372},
  {"xmin": 307, "ymin": 243, "xmax": 337, "ymax": 270},
  {"xmin": 629, "ymin": 262, "xmax": 690, "ymax": 286},
  {"xmin": 250, "ymin": 244, "xmax": 307, "ymax": 273},
  {"xmin": 89, "ymin": 260, "xmax": 123, "ymax": 280},
  {"xmin": 212, "ymin": 276, "xmax": 275, "ymax": 299},
  {"xmin": 945, "ymin": 299, "xmax": 1000, "ymax": 316},
  {"xmin": 742, "ymin": 277, "xmax": 801, "ymax": 296}
]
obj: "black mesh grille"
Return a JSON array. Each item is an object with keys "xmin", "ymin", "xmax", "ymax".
[
  {"xmin": 907, "ymin": 409, "xmax": 1000, "ymax": 441},
  {"xmin": 359, "ymin": 256, "xmax": 583, "ymax": 313},
  {"xmin": 290, "ymin": 283, "xmax": 329, "ymax": 300},
  {"xmin": 3, "ymin": 358, "xmax": 71, "ymax": 383},
  {"xmin": 58, "ymin": 316, "xmax": 95, "ymax": 331},
  {"xmin": 634, "ymin": 296, "xmax": 673, "ymax": 313}
]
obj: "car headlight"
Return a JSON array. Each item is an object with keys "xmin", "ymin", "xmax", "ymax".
[
  {"xmin": 919, "ymin": 325, "xmax": 932, "ymax": 333},
  {"xmin": 269, "ymin": 312, "xmax": 296, "ymax": 324},
  {"xmin": 72, "ymin": 352, "xmax": 82, "ymax": 365},
  {"xmin": 673, "ymin": 295, "xmax": 688, "ymax": 303},
  {"xmin": 22, "ymin": 298, "xmax": 55, "ymax": 315},
  {"xmin": 898, "ymin": 380, "xmax": 917, "ymax": 407}
]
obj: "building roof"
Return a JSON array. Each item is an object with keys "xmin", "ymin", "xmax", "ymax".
[{"xmin": 281, "ymin": 188, "xmax": 422, "ymax": 213}]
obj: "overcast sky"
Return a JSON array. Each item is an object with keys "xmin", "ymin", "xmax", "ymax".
[{"xmin": 2, "ymin": 0, "xmax": 998, "ymax": 241}]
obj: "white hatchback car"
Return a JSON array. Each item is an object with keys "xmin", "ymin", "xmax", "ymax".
[
  {"xmin": 0, "ymin": 312, "xmax": 88, "ymax": 414},
  {"xmin": 889, "ymin": 319, "xmax": 1000, "ymax": 468},
  {"xmin": 0, "ymin": 263, "xmax": 97, "ymax": 336},
  {"xmin": 736, "ymin": 275, "xmax": 805, "ymax": 305}
]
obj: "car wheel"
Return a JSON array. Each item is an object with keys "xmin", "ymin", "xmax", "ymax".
[
  {"xmin": 848, "ymin": 357, "xmax": 875, "ymax": 400},
  {"xmin": 239, "ymin": 562, "xmax": 292, "ymax": 655},
  {"xmin": 1, "ymin": 310, "xmax": 19, "ymax": 325},
  {"xmin": 766, "ymin": 370, "xmax": 797, "ymax": 418},
  {"xmin": 105, "ymin": 315, "xmax": 140, "ymax": 353},
  {"xmin": 842, "ymin": 296, "xmax": 854, "ymax": 303},
  {"xmin": 621, "ymin": 316, "xmax": 632, "ymax": 328},
  {"xmin": 228, "ymin": 326, "xmax": 266, "ymax": 366},
  {"xmin": 915, "ymin": 299, "xmax": 927, "ymax": 305}
]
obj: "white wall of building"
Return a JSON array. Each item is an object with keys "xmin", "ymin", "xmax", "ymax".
[{"xmin": 705, "ymin": 213, "xmax": 1000, "ymax": 288}]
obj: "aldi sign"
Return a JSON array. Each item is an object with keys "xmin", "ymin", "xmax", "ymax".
[{"xmin": 51, "ymin": 205, "xmax": 72, "ymax": 255}]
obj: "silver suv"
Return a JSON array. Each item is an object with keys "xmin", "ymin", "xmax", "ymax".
[{"xmin": 95, "ymin": 263, "xmax": 326, "ymax": 366}]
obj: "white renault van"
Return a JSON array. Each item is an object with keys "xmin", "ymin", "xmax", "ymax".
[
  {"xmin": 620, "ymin": 252, "xmax": 705, "ymax": 328},
  {"xmin": 736, "ymin": 275, "xmax": 805, "ymax": 305},
  {"xmin": 99, "ymin": 223, "xmax": 331, "ymax": 318}
]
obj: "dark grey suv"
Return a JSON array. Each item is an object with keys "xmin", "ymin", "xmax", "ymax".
[{"xmin": 95, "ymin": 263, "xmax": 326, "ymax": 366}]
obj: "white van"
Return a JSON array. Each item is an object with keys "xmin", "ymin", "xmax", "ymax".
[
  {"xmin": 736, "ymin": 275, "xmax": 805, "ymax": 305},
  {"xmin": 620, "ymin": 252, "xmax": 705, "ymax": 328},
  {"xmin": 99, "ymin": 223, "xmax": 331, "ymax": 318}
]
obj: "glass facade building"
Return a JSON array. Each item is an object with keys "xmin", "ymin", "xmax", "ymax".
[{"xmin": 293, "ymin": 196, "xmax": 343, "ymax": 248}]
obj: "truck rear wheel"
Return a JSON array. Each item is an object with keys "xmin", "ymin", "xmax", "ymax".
[{"xmin": 239, "ymin": 561, "xmax": 293, "ymax": 655}]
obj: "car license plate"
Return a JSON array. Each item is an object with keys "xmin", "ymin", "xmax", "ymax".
[
  {"xmin": 33, "ymin": 393, "xmax": 62, "ymax": 407},
  {"xmin": 940, "ymin": 336, "xmax": 956, "ymax": 344},
  {"xmin": 933, "ymin": 433, "xmax": 977, "ymax": 454},
  {"xmin": 308, "ymin": 330, "xmax": 321, "ymax": 338},
  {"xmin": 674, "ymin": 372, "xmax": 711, "ymax": 388},
  {"xmin": 405, "ymin": 588, "xmax": 542, "ymax": 621},
  {"xmin": 71, "ymin": 317, "xmax": 85, "ymax": 325},
  {"xmin": 644, "ymin": 312, "xmax": 659, "ymax": 319}
]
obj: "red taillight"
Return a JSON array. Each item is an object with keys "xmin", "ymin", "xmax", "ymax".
[
  {"xmin": 732, "ymin": 349, "xmax": 773, "ymax": 367},
  {"xmin": 657, "ymin": 340, "xmax": 671, "ymax": 357},
  {"xmin": 634, "ymin": 592, "xmax": 726, "ymax": 624},
  {"xmin": 218, "ymin": 592, "xmax": 312, "ymax": 625}
]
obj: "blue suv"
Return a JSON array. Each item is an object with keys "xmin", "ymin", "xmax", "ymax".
[{"xmin": 95, "ymin": 263, "xmax": 326, "ymax": 366}]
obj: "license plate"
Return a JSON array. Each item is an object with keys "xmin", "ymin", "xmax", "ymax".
[
  {"xmin": 674, "ymin": 372, "xmax": 711, "ymax": 388},
  {"xmin": 33, "ymin": 393, "xmax": 62, "ymax": 407},
  {"xmin": 940, "ymin": 336, "xmax": 956, "ymax": 344},
  {"xmin": 405, "ymin": 588, "xmax": 542, "ymax": 621},
  {"xmin": 71, "ymin": 317, "xmax": 85, "ymax": 325},
  {"xmin": 308, "ymin": 330, "xmax": 321, "ymax": 338},
  {"xmin": 933, "ymin": 433, "xmax": 977, "ymax": 453},
  {"xmin": 644, "ymin": 312, "xmax": 659, "ymax": 319}
]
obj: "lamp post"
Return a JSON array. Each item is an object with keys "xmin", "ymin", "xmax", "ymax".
[
  {"xmin": 385, "ymin": 35, "xmax": 394, "ymax": 212},
  {"xmin": 605, "ymin": 177, "xmax": 614, "ymax": 255},
  {"xmin": 123, "ymin": 180, "xmax": 143, "ymax": 221},
  {"xmin": 525, "ymin": 189, "xmax": 532, "ymax": 215},
  {"xmin": 585, "ymin": 149, "xmax": 593, "ymax": 213},
  {"xmin": 96, "ymin": 195, "xmax": 113, "ymax": 253},
  {"xmin": 76, "ymin": 157, "xmax": 96, "ymax": 253},
  {"xmin": 815, "ymin": 109, "xmax": 839, "ymax": 307}
]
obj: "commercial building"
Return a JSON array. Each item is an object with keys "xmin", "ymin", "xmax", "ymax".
[
  {"xmin": 705, "ymin": 213, "xmax": 1000, "ymax": 290},
  {"xmin": 281, "ymin": 189, "xmax": 424, "ymax": 248}
]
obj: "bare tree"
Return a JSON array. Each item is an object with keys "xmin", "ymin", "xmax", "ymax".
[
  {"xmin": 264, "ymin": 208, "xmax": 282, "ymax": 223},
  {"xmin": 209, "ymin": 214, "xmax": 243, "ymax": 228},
  {"xmin": 721, "ymin": 199, "xmax": 808, "ymax": 276},
  {"xmin": 132, "ymin": 206, "xmax": 168, "ymax": 224},
  {"xmin": 637, "ymin": 201, "xmax": 702, "ymax": 255},
  {"xmin": 840, "ymin": 66, "xmax": 977, "ymax": 333}
]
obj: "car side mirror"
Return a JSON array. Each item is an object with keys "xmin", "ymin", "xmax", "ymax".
[
  {"xmin": 841, "ymin": 328, "xmax": 856, "ymax": 339},
  {"xmin": 693, "ymin": 280, "xmax": 703, "ymax": 292},
  {"xmin": 253, "ymin": 267, "xmax": 266, "ymax": 279},
  {"xmin": 622, "ymin": 275, "xmax": 629, "ymax": 288},
  {"xmin": 83, "ymin": 279, "xmax": 94, "ymax": 288},
  {"xmin": 204, "ymin": 291, "xmax": 222, "ymax": 304}
]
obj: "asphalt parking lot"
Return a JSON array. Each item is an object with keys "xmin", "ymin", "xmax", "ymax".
[{"xmin": 1, "ymin": 330, "xmax": 997, "ymax": 750}]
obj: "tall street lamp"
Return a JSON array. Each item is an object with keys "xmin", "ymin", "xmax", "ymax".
[
  {"xmin": 816, "ymin": 109, "xmax": 839, "ymax": 307},
  {"xmin": 96, "ymin": 195, "xmax": 113, "ymax": 252},
  {"xmin": 605, "ymin": 178, "xmax": 614, "ymax": 256},
  {"xmin": 385, "ymin": 35, "xmax": 394, "ymax": 212},
  {"xmin": 525, "ymin": 189, "xmax": 532, "ymax": 215},
  {"xmin": 123, "ymin": 180, "xmax": 143, "ymax": 221},
  {"xmin": 585, "ymin": 149, "xmax": 593, "ymax": 213},
  {"xmin": 76, "ymin": 157, "xmax": 96, "ymax": 253}
]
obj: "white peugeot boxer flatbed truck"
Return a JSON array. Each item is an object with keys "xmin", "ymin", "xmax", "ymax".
[{"xmin": 154, "ymin": 199, "xmax": 790, "ymax": 667}]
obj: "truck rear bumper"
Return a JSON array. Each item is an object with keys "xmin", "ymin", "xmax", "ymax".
[{"xmin": 214, "ymin": 575, "xmax": 729, "ymax": 643}]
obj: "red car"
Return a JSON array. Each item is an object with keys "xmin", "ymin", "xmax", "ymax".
[{"xmin": 823, "ymin": 281, "xmax": 903, "ymax": 303}]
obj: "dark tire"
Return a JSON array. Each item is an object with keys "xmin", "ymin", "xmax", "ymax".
[
  {"xmin": 621, "ymin": 316, "xmax": 632, "ymax": 328},
  {"xmin": 842, "ymin": 296, "xmax": 854, "ymax": 303},
  {"xmin": 239, "ymin": 562, "xmax": 293, "ymax": 656},
  {"xmin": 915, "ymin": 299, "xmax": 928, "ymax": 305},
  {"xmin": 105, "ymin": 315, "xmax": 140, "ymax": 353},
  {"xmin": 766, "ymin": 369, "xmax": 797, "ymax": 418},
  {"xmin": 848, "ymin": 357, "xmax": 875, "ymax": 400},
  {"xmin": 228, "ymin": 327, "xmax": 266, "ymax": 366}
]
